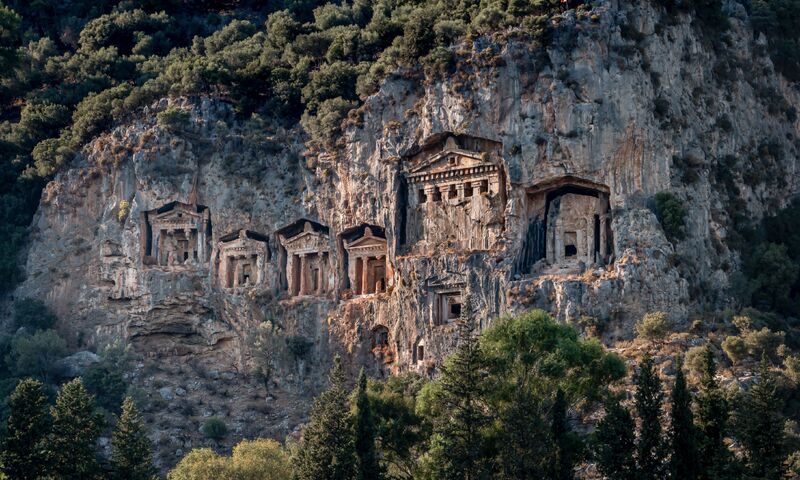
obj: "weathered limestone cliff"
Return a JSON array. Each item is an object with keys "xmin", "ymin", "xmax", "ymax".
[{"xmin": 15, "ymin": 0, "xmax": 800, "ymax": 465}]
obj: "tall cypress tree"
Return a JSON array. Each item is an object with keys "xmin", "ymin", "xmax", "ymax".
[
  {"xmin": 694, "ymin": 347, "xmax": 736, "ymax": 480},
  {"xmin": 550, "ymin": 388, "xmax": 579, "ymax": 480},
  {"xmin": 111, "ymin": 396, "xmax": 156, "ymax": 480},
  {"xmin": 669, "ymin": 356, "xmax": 698, "ymax": 480},
  {"xmin": 635, "ymin": 354, "xmax": 665, "ymax": 480},
  {"xmin": 352, "ymin": 368, "xmax": 383, "ymax": 480},
  {"xmin": 294, "ymin": 355, "xmax": 357, "ymax": 480},
  {"xmin": 734, "ymin": 359, "xmax": 787, "ymax": 479},
  {"xmin": 1, "ymin": 378, "xmax": 51, "ymax": 480},
  {"xmin": 47, "ymin": 378, "xmax": 103, "ymax": 480},
  {"xmin": 594, "ymin": 396, "xmax": 637, "ymax": 480},
  {"xmin": 428, "ymin": 296, "xmax": 492, "ymax": 480}
]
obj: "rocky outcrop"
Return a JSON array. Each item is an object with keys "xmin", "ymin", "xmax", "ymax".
[{"xmin": 14, "ymin": 0, "xmax": 800, "ymax": 466}]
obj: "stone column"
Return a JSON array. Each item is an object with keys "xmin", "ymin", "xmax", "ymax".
[
  {"xmin": 182, "ymin": 228, "xmax": 191, "ymax": 263},
  {"xmin": 456, "ymin": 183, "xmax": 465, "ymax": 199},
  {"xmin": 353, "ymin": 257, "xmax": 362, "ymax": 294},
  {"xmin": 317, "ymin": 255, "xmax": 325, "ymax": 294},
  {"xmin": 600, "ymin": 215, "xmax": 607, "ymax": 264},
  {"xmin": 555, "ymin": 220, "xmax": 564, "ymax": 263},
  {"xmin": 197, "ymin": 223, "xmax": 205, "ymax": 263},
  {"xmin": 586, "ymin": 216, "xmax": 595, "ymax": 265},
  {"xmin": 376, "ymin": 255, "xmax": 385, "ymax": 292},
  {"xmin": 438, "ymin": 185, "xmax": 449, "ymax": 202},
  {"xmin": 299, "ymin": 253, "xmax": 308, "ymax": 295},
  {"xmin": 255, "ymin": 253, "xmax": 263, "ymax": 286},
  {"xmin": 470, "ymin": 181, "xmax": 482, "ymax": 199},
  {"xmin": 424, "ymin": 185, "xmax": 437, "ymax": 203},
  {"xmin": 233, "ymin": 260, "xmax": 241, "ymax": 288},
  {"xmin": 153, "ymin": 229, "xmax": 161, "ymax": 262},
  {"xmin": 287, "ymin": 254, "xmax": 296, "ymax": 295},
  {"xmin": 361, "ymin": 256, "xmax": 371, "ymax": 295}
]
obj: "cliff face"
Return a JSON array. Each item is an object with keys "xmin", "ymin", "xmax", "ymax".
[{"xmin": 15, "ymin": 0, "xmax": 800, "ymax": 465}]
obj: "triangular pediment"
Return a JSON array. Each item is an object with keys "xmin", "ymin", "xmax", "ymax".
[
  {"xmin": 221, "ymin": 236, "xmax": 263, "ymax": 250},
  {"xmin": 283, "ymin": 230, "xmax": 328, "ymax": 248},
  {"xmin": 344, "ymin": 225, "xmax": 387, "ymax": 250},
  {"xmin": 284, "ymin": 230, "xmax": 316, "ymax": 243},
  {"xmin": 347, "ymin": 235, "xmax": 387, "ymax": 249},
  {"xmin": 410, "ymin": 149, "xmax": 489, "ymax": 174},
  {"xmin": 155, "ymin": 204, "xmax": 202, "ymax": 222}
]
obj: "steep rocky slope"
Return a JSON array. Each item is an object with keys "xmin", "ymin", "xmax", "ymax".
[{"xmin": 15, "ymin": 0, "xmax": 800, "ymax": 466}]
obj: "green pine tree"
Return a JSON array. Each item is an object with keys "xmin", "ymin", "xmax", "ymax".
[
  {"xmin": 1, "ymin": 378, "xmax": 51, "ymax": 480},
  {"xmin": 694, "ymin": 347, "xmax": 736, "ymax": 480},
  {"xmin": 47, "ymin": 378, "xmax": 103, "ymax": 480},
  {"xmin": 595, "ymin": 396, "xmax": 637, "ymax": 480},
  {"xmin": 352, "ymin": 369, "xmax": 383, "ymax": 480},
  {"xmin": 428, "ymin": 296, "xmax": 492, "ymax": 480},
  {"xmin": 733, "ymin": 359, "xmax": 787, "ymax": 479},
  {"xmin": 635, "ymin": 354, "xmax": 665, "ymax": 479},
  {"xmin": 111, "ymin": 396, "xmax": 157, "ymax": 480},
  {"xmin": 668, "ymin": 356, "xmax": 699, "ymax": 480},
  {"xmin": 294, "ymin": 355, "xmax": 357, "ymax": 480}
]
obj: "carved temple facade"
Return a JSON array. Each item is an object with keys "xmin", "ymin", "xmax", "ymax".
[
  {"xmin": 142, "ymin": 202, "xmax": 212, "ymax": 267},
  {"xmin": 343, "ymin": 226, "xmax": 388, "ymax": 296},
  {"xmin": 216, "ymin": 230, "xmax": 269, "ymax": 289},
  {"xmin": 277, "ymin": 220, "xmax": 331, "ymax": 297},
  {"xmin": 516, "ymin": 176, "xmax": 613, "ymax": 274},
  {"xmin": 402, "ymin": 134, "xmax": 505, "ymax": 254}
]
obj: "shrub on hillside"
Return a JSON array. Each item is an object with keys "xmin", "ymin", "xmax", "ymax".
[
  {"xmin": 635, "ymin": 311, "xmax": 670, "ymax": 343},
  {"xmin": 722, "ymin": 335, "xmax": 747, "ymax": 364},
  {"xmin": 684, "ymin": 345, "xmax": 708, "ymax": 375},
  {"xmin": 202, "ymin": 417, "xmax": 228, "ymax": 441},
  {"xmin": 8, "ymin": 329, "xmax": 67, "ymax": 383},
  {"xmin": 653, "ymin": 192, "xmax": 686, "ymax": 240},
  {"xmin": 156, "ymin": 107, "xmax": 190, "ymax": 133}
]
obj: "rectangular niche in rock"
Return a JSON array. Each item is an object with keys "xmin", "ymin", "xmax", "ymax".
[
  {"xmin": 277, "ymin": 219, "xmax": 331, "ymax": 297},
  {"xmin": 401, "ymin": 133, "xmax": 506, "ymax": 254},
  {"xmin": 437, "ymin": 292, "xmax": 462, "ymax": 325},
  {"xmin": 515, "ymin": 176, "xmax": 612, "ymax": 275},
  {"xmin": 342, "ymin": 225, "xmax": 388, "ymax": 296},
  {"xmin": 142, "ymin": 202, "xmax": 212, "ymax": 268},
  {"xmin": 425, "ymin": 271, "xmax": 467, "ymax": 327},
  {"xmin": 215, "ymin": 230, "xmax": 269, "ymax": 289}
]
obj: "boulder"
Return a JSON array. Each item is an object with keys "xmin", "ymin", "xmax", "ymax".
[{"xmin": 55, "ymin": 351, "xmax": 101, "ymax": 378}]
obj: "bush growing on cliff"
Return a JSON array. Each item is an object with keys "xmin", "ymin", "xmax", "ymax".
[
  {"xmin": 653, "ymin": 192, "xmax": 687, "ymax": 241},
  {"xmin": 156, "ymin": 107, "xmax": 190, "ymax": 133}
]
